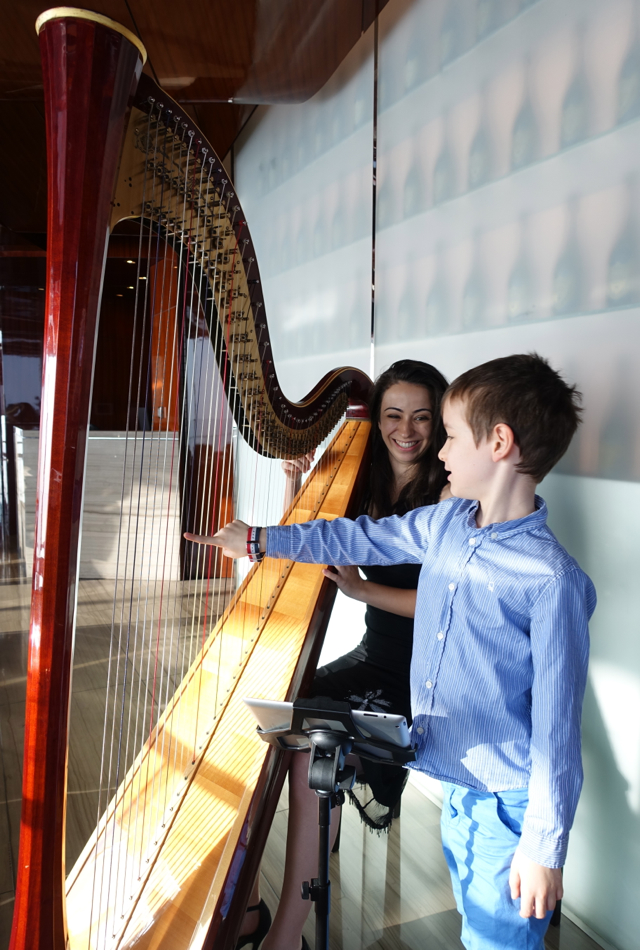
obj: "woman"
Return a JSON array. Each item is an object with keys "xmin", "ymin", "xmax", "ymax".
[{"xmin": 238, "ymin": 359, "xmax": 450, "ymax": 950}]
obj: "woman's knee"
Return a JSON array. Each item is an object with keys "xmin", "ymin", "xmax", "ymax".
[{"xmin": 289, "ymin": 752, "xmax": 315, "ymax": 804}]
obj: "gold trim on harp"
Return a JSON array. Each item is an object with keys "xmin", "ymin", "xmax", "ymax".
[{"xmin": 35, "ymin": 7, "xmax": 148, "ymax": 65}]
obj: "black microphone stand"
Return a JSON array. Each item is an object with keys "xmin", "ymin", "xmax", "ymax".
[
  {"xmin": 301, "ymin": 729, "xmax": 356, "ymax": 950},
  {"xmin": 253, "ymin": 697, "xmax": 416, "ymax": 950}
]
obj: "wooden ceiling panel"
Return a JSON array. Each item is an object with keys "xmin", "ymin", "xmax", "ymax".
[
  {"xmin": 1, "ymin": 0, "xmax": 390, "ymax": 103},
  {"xmin": 0, "ymin": 0, "xmax": 389, "ymax": 233},
  {"xmin": 237, "ymin": 0, "xmax": 371, "ymax": 103},
  {"xmin": 131, "ymin": 0, "xmax": 257, "ymax": 97}
]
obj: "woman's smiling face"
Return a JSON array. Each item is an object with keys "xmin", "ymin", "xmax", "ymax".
[{"xmin": 378, "ymin": 382, "xmax": 433, "ymax": 472}]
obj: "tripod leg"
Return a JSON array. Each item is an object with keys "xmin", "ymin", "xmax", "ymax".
[
  {"xmin": 315, "ymin": 795, "xmax": 332, "ymax": 950},
  {"xmin": 331, "ymin": 808, "xmax": 342, "ymax": 853}
]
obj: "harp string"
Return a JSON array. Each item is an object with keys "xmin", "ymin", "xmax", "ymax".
[
  {"xmin": 134, "ymin": 118, "xmax": 201, "ymax": 880},
  {"xmin": 125, "ymin": 119, "xmax": 235, "ymax": 876},
  {"xmin": 177, "ymin": 138, "xmax": 216, "ymax": 762},
  {"xmin": 88, "ymin": 104, "xmax": 159, "ymax": 948},
  {"xmin": 124, "ymin": 117, "xmax": 173, "ymax": 904},
  {"xmin": 144, "ymin": 131, "xmax": 200, "ymax": 808},
  {"xmin": 146, "ymin": 204, "xmax": 183, "ymax": 775},
  {"xmin": 108, "ymin": 110, "xmax": 179, "ymax": 929},
  {"xmin": 104, "ymin": 114, "xmax": 164, "ymax": 933},
  {"xmin": 109, "ymin": 116, "xmax": 167, "ymax": 906},
  {"xmin": 153, "ymin": 237, "xmax": 183, "ymax": 826},
  {"xmin": 157, "ymin": 146, "xmax": 193, "ymax": 815},
  {"xmin": 192, "ymin": 214, "xmax": 237, "ymax": 754},
  {"xmin": 141, "ymin": 241, "xmax": 175, "ymax": 847}
]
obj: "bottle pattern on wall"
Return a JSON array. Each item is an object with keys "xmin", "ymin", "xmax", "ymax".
[{"xmin": 377, "ymin": 0, "xmax": 640, "ymax": 340}]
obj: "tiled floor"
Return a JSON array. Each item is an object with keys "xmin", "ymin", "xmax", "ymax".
[{"xmin": 0, "ymin": 577, "xmax": 604, "ymax": 950}]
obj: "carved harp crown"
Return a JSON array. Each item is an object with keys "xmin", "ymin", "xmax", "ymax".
[{"xmin": 10, "ymin": 9, "xmax": 371, "ymax": 950}]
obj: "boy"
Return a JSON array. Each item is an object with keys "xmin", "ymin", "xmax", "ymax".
[{"xmin": 198, "ymin": 353, "xmax": 596, "ymax": 949}]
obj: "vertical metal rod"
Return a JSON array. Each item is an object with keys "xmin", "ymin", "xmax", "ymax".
[
  {"xmin": 315, "ymin": 794, "xmax": 332, "ymax": 950},
  {"xmin": 369, "ymin": 6, "xmax": 379, "ymax": 381}
]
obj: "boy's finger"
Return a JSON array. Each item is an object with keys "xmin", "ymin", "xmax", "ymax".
[
  {"xmin": 519, "ymin": 903, "xmax": 532, "ymax": 919},
  {"xmin": 184, "ymin": 532, "xmax": 220, "ymax": 546},
  {"xmin": 520, "ymin": 893, "xmax": 549, "ymax": 920},
  {"xmin": 533, "ymin": 897, "xmax": 545, "ymax": 919}
]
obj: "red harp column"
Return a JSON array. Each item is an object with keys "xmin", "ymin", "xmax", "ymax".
[{"xmin": 9, "ymin": 11, "xmax": 146, "ymax": 950}]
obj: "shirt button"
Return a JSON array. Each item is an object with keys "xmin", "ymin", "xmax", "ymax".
[
  {"xmin": 437, "ymin": 631, "xmax": 444, "ymax": 640},
  {"xmin": 416, "ymin": 726, "xmax": 424, "ymax": 735},
  {"xmin": 449, "ymin": 583, "xmax": 455, "ymax": 590},
  {"xmin": 491, "ymin": 531, "xmax": 498, "ymax": 539},
  {"xmin": 426, "ymin": 680, "xmax": 433, "ymax": 688},
  {"xmin": 469, "ymin": 537, "xmax": 476, "ymax": 545}
]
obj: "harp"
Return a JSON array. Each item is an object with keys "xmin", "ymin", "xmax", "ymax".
[{"xmin": 10, "ymin": 9, "xmax": 371, "ymax": 950}]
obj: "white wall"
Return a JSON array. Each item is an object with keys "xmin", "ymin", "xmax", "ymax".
[
  {"xmin": 234, "ymin": 2, "xmax": 640, "ymax": 947},
  {"xmin": 541, "ymin": 473, "xmax": 640, "ymax": 950}
]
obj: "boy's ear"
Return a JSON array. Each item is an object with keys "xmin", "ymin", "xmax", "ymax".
[{"xmin": 491, "ymin": 422, "xmax": 519, "ymax": 463}]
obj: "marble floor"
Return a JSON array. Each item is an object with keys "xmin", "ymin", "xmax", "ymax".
[{"xmin": 0, "ymin": 577, "xmax": 604, "ymax": 950}]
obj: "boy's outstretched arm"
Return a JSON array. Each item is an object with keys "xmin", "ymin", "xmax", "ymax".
[
  {"xmin": 186, "ymin": 508, "xmax": 436, "ymax": 566},
  {"xmin": 509, "ymin": 849, "xmax": 563, "ymax": 919}
]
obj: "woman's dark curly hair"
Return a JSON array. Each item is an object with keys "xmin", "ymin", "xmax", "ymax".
[{"xmin": 365, "ymin": 360, "xmax": 449, "ymax": 518}]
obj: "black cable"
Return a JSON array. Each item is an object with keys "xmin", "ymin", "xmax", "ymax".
[{"xmin": 123, "ymin": 0, "xmax": 160, "ymax": 86}]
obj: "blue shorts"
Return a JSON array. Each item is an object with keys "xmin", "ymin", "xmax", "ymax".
[{"xmin": 440, "ymin": 783, "xmax": 553, "ymax": 950}]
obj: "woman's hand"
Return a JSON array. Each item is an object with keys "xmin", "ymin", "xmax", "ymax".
[
  {"xmin": 282, "ymin": 450, "xmax": 316, "ymax": 512},
  {"xmin": 282, "ymin": 450, "xmax": 315, "ymax": 480},
  {"xmin": 323, "ymin": 567, "xmax": 417, "ymax": 617},
  {"xmin": 322, "ymin": 565, "xmax": 367, "ymax": 601}
]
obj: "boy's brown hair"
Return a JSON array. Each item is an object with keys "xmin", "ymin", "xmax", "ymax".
[{"xmin": 443, "ymin": 353, "xmax": 582, "ymax": 483}]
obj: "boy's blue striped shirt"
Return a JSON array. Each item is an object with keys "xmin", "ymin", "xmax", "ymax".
[{"xmin": 266, "ymin": 496, "xmax": 596, "ymax": 867}]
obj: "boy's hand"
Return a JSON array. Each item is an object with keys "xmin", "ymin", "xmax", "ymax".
[
  {"xmin": 509, "ymin": 848, "xmax": 563, "ymax": 919},
  {"xmin": 184, "ymin": 520, "xmax": 256, "ymax": 559}
]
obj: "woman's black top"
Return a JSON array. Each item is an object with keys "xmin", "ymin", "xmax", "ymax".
[{"xmin": 359, "ymin": 562, "xmax": 421, "ymax": 674}]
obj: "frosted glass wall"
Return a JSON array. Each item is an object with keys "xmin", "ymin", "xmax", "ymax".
[
  {"xmin": 376, "ymin": 0, "xmax": 640, "ymax": 484},
  {"xmin": 233, "ymin": 1, "xmax": 640, "ymax": 946},
  {"xmin": 234, "ymin": 31, "xmax": 375, "ymax": 403}
]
